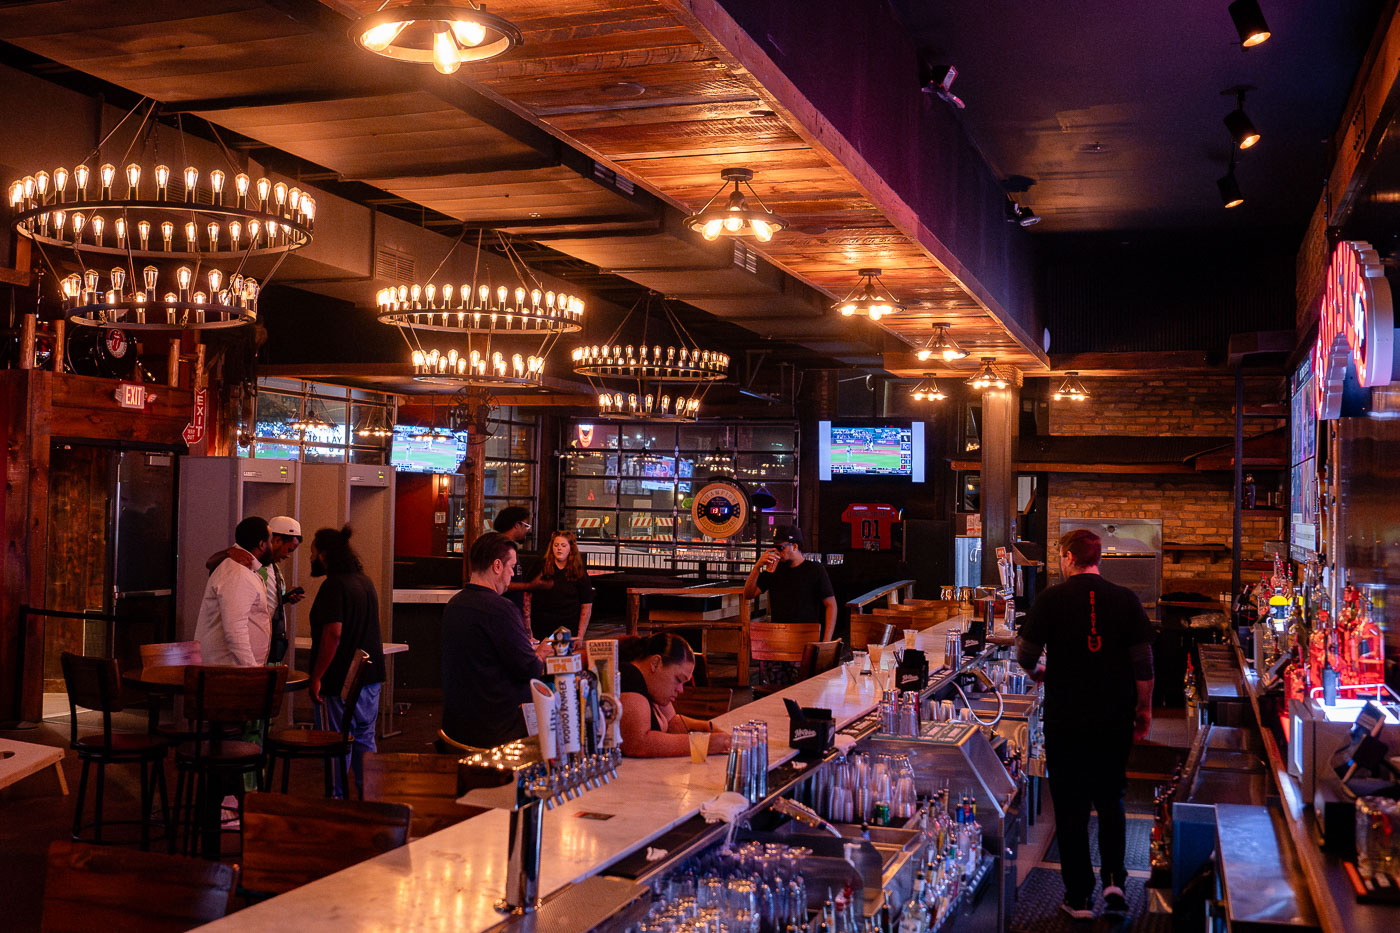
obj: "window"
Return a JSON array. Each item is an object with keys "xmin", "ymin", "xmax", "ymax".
[
  {"xmin": 474, "ymin": 406, "xmax": 539, "ymax": 551},
  {"xmin": 559, "ymin": 420, "xmax": 799, "ymax": 574},
  {"xmin": 243, "ymin": 378, "xmax": 393, "ymax": 464}
]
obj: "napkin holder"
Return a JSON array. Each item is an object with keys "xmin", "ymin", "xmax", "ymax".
[
  {"xmin": 785, "ymin": 698, "xmax": 835, "ymax": 758},
  {"xmin": 896, "ymin": 650, "xmax": 929, "ymax": 692}
]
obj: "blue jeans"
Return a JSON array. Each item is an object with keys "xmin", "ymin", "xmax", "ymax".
[{"xmin": 316, "ymin": 682, "xmax": 381, "ymax": 798}]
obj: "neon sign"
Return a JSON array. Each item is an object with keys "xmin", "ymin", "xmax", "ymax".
[{"xmin": 1312, "ymin": 240, "xmax": 1394, "ymax": 420}]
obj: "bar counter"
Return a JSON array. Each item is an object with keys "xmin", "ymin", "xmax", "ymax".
[{"xmin": 200, "ymin": 616, "xmax": 976, "ymax": 931}]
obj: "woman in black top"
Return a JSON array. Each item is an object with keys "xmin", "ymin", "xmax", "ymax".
[
  {"xmin": 525, "ymin": 530, "xmax": 594, "ymax": 641},
  {"xmin": 618, "ymin": 633, "xmax": 732, "ymax": 758}
]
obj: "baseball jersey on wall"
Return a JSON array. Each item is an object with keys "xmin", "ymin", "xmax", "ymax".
[{"xmin": 841, "ymin": 503, "xmax": 901, "ymax": 550}]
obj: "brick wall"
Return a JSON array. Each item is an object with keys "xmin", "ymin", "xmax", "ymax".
[
  {"xmin": 1046, "ymin": 475, "xmax": 1283, "ymax": 594},
  {"xmin": 1049, "ymin": 374, "xmax": 1278, "ymax": 436}
]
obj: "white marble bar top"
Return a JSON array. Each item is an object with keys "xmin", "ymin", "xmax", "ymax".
[
  {"xmin": 294, "ymin": 636, "xmax": 410, "ymax": 656},
  {"xmin": 200, "ymin": 613, "xmax": 979, "ymax": 932}
]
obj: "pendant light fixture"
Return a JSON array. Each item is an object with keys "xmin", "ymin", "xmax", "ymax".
[
  {"xmin": 350, "ymin": 2, "xmax": 522, "ymax": 74},
  {"xmin": 1052, "ymin": 371, "xmax": 1090, "ymax": 402},
  {"xmin": 832, "ymin": 268, "xmax": 905, "ymax": 322},
  {"xmin": 684, "ymin": 168, "xmax": 788, "ymax": 242},
  {"xmin": 1223, "ymin": 88, "xmax": 1260, "ymax": 150},
  {"xmin": 915, "ymin": 323, "xmax": 969, "ymax": 362},
  {"xmin": 967, "ymin": 357, "xmax": 1008, "ymax": 391},
  {"xmin": 1228, "ymin": 0, "xmax": 1270, "ymax": 48},
  {"xmin": 911, "ymin": 375, "xmax": 946, "ymax": 402},
  {"xmin": 1218, "ymin": 157, "xmax": 1244, "ymax": 209}
]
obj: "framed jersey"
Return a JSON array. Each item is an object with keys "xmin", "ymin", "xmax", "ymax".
[{"xmin": 841, "ymin": 503, "xmax": 900, "ymax": 550}]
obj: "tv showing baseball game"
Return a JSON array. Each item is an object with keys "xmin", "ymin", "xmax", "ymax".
[
  {"xmin": 817, "ymin": 421, "xmax": 925, "ymax": 481},
  {"xmin": 390, "ymin": 426, "xmax": 469, "ymax": 474}
]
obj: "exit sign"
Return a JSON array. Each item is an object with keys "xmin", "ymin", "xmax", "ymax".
[{"xmin": 115, "ymin": 383, "xmax": 147, "ymax": 409}]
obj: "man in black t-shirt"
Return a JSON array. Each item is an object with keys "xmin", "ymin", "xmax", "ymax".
[
  {"xmin": 1017, "ymin": 529, "xmax": 1154, "ymax": 920},
  {"xmin": 307, "ymin": 526, "xmax": 386, "ymax": 799},
  {"xmin": 743, "ymin": 525, "xmax": 836, "ymax": 684}
]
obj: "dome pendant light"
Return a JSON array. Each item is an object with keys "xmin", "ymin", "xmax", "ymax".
[
  {"xmin": 684, "ymin": 168, "xmax": 788, "ymax": 242},
  {"xmin": 1224, "ymin": 89, "xmax": 1260, "ymax": 149},
  {"xmin": 832, "ymin": 268, "xmax": 905, "ymax": 322},
  {"xmin": 1052, "ymin": 371, "xmax": 1090, "ymax": 402},
  {"xmin": 1228, "ymin": 0, "xmax": 1270, "ymax": 48},
  {"xmin": 915, "ymin": 322, "xmax": 969, "ymax": 362},
  {"xmin": 351, "ymin": 2, "xmax": 522, "ymax": 73}
]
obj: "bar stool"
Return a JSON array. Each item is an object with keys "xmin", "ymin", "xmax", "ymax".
[
  {"xmin": 60, "ymin": 652, "xmax": 171, "ymax": 850},
  {"xmin": 264, "ymin": 650, "xmax": 371, "ymax": 797},
  {"xmin": 173, "ymin": 665, "xmax": 287, "ymax": 858},
  {"xmin": 752, "ymin": 636, "xmax": 845, "ymax": 697}
]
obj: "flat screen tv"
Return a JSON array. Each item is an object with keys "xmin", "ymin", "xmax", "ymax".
[
  {"xmin": 1289, "ymin": 360, "xmax": 1318, "ymax": 559},
  {"xmin": 391, "ymin": 426, "xmax": 468, "ymax": 474},
  {"xmin": 817, "ymin": 421, "xmax": 925, "ymax": 481}
]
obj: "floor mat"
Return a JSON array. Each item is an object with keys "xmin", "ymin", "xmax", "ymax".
[
  {"xmin": 1043, "ymin": 816, "xmax": 1153, "ymax": 871},
  {"xmin": 1011, "ymin": 868, "xmax": 1149, "ymax": 933}
]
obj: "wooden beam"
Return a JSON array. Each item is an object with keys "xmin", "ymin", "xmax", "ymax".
[{"xmin": 950, "ymin": 459, "xmax": 1198, "ymax": 474}]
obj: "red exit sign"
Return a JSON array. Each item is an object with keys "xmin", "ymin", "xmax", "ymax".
[{"xmin": 115, "ymin": 383, "xmax": 147, "ymax": 409}]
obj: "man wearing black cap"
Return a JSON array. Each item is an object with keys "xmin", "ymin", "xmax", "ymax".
[{"xmin": 743, "ymin": 526, "xmax": 837, "ymax": 682}]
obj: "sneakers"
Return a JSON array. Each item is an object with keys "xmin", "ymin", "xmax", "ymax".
[
  {"xmin": 1060, "ymin": 898, "xmax": 1095, "ymax": 920},
  {"xmin": 1103, "ymin": 885, "xmax": 1129, "ymax": 914}
]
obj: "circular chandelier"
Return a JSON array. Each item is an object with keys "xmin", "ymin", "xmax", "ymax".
[
  {"xmin": 573, "ymin": 292, "xmax": 728, "ymax": 422},
  {"xmin": 8, "ymin": 104, "xmax": 314, "ymax": 332},
  {"xmin": 833, "ymin": 268, "xmax": 905, "ymax": 322},
  {"xmin": 380, "ymin": 231, "xmax": 576, "ymax": 391},
  {"xmin": 350, "ymin": 2, "xmax": 522, "ymax": 74},
  {"xmin": 911, "ymin": 375, "xmax": 946, "ymax": 401},
  {"xmin": 967, "ymin": 357, "xmax": 1008, "ymax": 390},
  {"xmin": 683, "ymin": 168, "xmax": 788, "ymax": 243},
  {"xmin": 1053, "ymin": 371, "xmax": 1090, "ymax": 402},
  {"xmin": 915, "ymin": 322, "xmax": 968, "ymax": 361}
]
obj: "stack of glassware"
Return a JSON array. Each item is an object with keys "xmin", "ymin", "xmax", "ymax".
[
  {"xmin": 804, "ymin": 752, "xmax": 919, "ymax": 826},
  {"xmin": 726, "ymin": 720, "xmax": 770, "ymax": 802},
  {"xmin": 635, "ymin": 841, "xmax": 817, "ymax": 933}
]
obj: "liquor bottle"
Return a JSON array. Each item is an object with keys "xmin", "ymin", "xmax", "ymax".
[
  {"xmin": 898, "ymin": 873, "xmax": 929, "ymax": 933},
  {"xmin": 962, "ymin": 796, "xmax": 983, "ymax": 877},
  {"xmin": 1356, "ymin": 593, "xmax": 1384, "ymax": 684},
  {"xmin": 817, "ymin": 899, "xmax": 833, "ymax": 933}
]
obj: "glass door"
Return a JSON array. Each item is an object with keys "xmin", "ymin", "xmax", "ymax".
[{"xmin": 112, "ymin": 449, "xmax": 177, "ymax": 670}]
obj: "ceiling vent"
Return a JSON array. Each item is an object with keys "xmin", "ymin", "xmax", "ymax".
[
  {"xmin": 732, "ymin": 243, "xmax": 759, "ymax": 273},
  {"xmin": 374, "ymin": 244, "xmax": 416, "ymax": 283}
]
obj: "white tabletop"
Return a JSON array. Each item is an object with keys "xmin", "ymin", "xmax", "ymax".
[
  {"xmin": 200, "ymin": 614, "xmax": 974, "ymax": 931},
  {"xmin": 0, "ymin": 737, "xmax": 64, "ymax": 791},
  {"xmin": 294, "ymin": 637, "xmax": 409, "ymax": 656}
]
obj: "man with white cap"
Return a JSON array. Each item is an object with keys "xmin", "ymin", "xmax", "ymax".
[{"xmin": 207, "ymin": 515, "xmax": 305, "ymax": 663}]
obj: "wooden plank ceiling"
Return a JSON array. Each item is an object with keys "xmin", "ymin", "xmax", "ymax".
[{"xmin": 0, "ymin": 0, "xmax": 1045, "ymax": 376}]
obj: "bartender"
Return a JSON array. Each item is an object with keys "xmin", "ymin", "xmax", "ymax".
[{"xmin": 618, "ymin": 633, "xmax": 732, "ymax": 758}]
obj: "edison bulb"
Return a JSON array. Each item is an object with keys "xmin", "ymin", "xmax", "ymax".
[
  {"xmin": 450, "ymin": 18, "xmax": 487, "ymax": 46},
  {"xmin": 125, "ymin": 163, "xmax": 141, "ymax": 195},
  {"xmin": 73, "ymin": 165, "xmax": 89, "ymax": 198},
  {"xmin": 90, "ymin": 215, "xmax": 104, "ymax": 244},
  {"xmin": 154, "ymin": 164, "xmax": 170, "ymax": 197},
  {"xmin": 361, "ymin": 20, "xmax": 407, "ymax": 52},
  {"xmin": 209, "ymin": 169, "xmax": 225, "ymax": 201},
  {"xmin": 702, "ymin": 218, "xmax": 723, "ymax": 240},
  {"xmin": 751, "ymin": 219, "xmax": 773, "ymax": 241},
  {"xmin": 183, "ymin": 166, "xmax": 198, "ymax": 200},
  {"xmin": 432, "ymin": 27, "xmax": 462, "ymax": 75}
]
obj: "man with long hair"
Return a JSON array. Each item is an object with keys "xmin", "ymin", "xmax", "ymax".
[{"xmin": 306, "ymin": 525, "xmax": 386, "ymax": 798}]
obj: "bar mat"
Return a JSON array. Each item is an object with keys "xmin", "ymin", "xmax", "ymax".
[
  {"xmin": 1010, "ymin": 869, "xmax": 1148, "ymax": 933},
  {"xmin": 1042, "ymin": 816, "xmax": 1153, "ymax": 871}
]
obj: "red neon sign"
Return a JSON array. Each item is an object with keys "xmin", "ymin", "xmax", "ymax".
[{"xmin": 1312, "ymin": 240, "xmax": 1394, "ymax": 420}]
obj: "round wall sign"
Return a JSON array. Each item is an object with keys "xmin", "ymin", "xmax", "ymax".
[
  {"xmin": 691, "ymin": 481, "xmax": 749, "ymax": 540},
  {"xmin": 105, "ymin": 329, "xmax": 129, "ymax": 358}
]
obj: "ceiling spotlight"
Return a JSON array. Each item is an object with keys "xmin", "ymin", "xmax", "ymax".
[
  {"xmin": 916, "ymin": 323, "xmax": 969, "ymax": 362},
  {"xmin": 684, "ymin": 168, "xmax": 788, "ymax": 242},
  {"xmin": 1224, "ymin": 89, "xmax": 1260, "ymax": 149},
  {"xmin": 1004, "ymin": 197, "xmax": 1040, "ymax": 226},
  {"xmin": 1052, "ymin": 371, "xmax": 1090, "ymax": 402},
  {"xmin": 967, "ymin": 357, "xmax": 1007, "ymax": 390},
  {"xmin": 1218, "ymin": 162, "xmax": 1244, "ymax": 209},
  {"xmin": 832, "ymin": 268, "xmax": 905, "ymax": 322},
  {"xmin": 911, "ymin": 375, "xmax": 946, "ymax": 402},
  {"xmin": 1228, "ymin": 0, "xmax": 1270, "ymax": 48}
]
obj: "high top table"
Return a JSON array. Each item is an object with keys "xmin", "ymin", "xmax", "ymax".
[{"xmin": 198, "ymin": 614, "xmax": 981, "ymax": 931}]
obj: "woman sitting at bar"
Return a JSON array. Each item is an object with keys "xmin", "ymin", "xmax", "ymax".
[
  {"xmin": 619, "ymin": 633, "xmax": 732, "ymax": 758},
  {"xmin": 525, "ymin": 530, "xmax": 594, "ymax": 641}
]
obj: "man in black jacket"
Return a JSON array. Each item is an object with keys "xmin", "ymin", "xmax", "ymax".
[
  {"xmin": 441, "ymin": 532, "xmax": 550, "ymax": 748},
  {"xmin": 1018, "ymin": 529, "xmax": 1154, "ymax": 920}
]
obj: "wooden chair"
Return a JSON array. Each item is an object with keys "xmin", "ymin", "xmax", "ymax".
[
  {"xmin": 848, "ymin": 618, "xmax": 898, "ymax": 652},
  {"xmin": 60, "ymin": 652, "xmax": 171, "ymax": 850},
  {"xmin": 749, "ymin": 622, "xmax": 821, "ymax": 664},
  {"xmin": 363, "ymin": 752, "xmax": 483, "ymax": 837},
  {"xmin": 173, "ymin": 665, "xmax": 288, "ymax": 858},
  {"xmin": 240, "ymin": 791, "xmax": 411, "ymax": 895},
  {"xmin": 140, "ymin": 642, "xmax": 202, "ymax": 669},
  {"xmin": 798, "ymin": 639, "xmax": 846, "ymax": 679},
  {"xmin": 673, "ymin": 686, "xmax": 733, "ymax": 720},
  {"xmin": 42, "ymin": 839, "xmax": 238, "ymax": 933},
  {"xmin": 265, "ymin": 650, "xmax": 371, "ymax": 797}
]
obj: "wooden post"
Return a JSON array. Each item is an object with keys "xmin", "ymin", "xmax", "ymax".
[
  {"xmin": 167, "ymin": 339, "xmax": 181, "ymax": 387},
  {"xmin": 194, "ymin": 343, "xmax": 206, "ymax": 390},
  {"xmin": 50, "ymin": 320, "xmax": 64, "ymax": 373},
  {"xmin": 18, "ymin": 314, "xmax": 35, "ymax": 369}
]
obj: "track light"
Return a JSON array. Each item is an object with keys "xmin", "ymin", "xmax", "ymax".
[
  {"xmin": 1218, "ymin": 166, "xmax": 1244, "ymax": 208},
  {"xmin": 1224, "ymin": 90, "xmax": 1260, "ymax": 149},
  {"xmin": 1004, "ymin": 197, "xmax": 1040, "ymax": 226},
  {"xmin": 1228, "ymin": 0, "xmax": 1270, "ymax": 48}
]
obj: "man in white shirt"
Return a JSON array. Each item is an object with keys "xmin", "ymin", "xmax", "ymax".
[
  {"xmin": 207, "ymin": 515, "xmax": 306, "ymax": 663},
  {"xmin": 194, "ymin": 516, "xmax": 274, "ymax": 666}
]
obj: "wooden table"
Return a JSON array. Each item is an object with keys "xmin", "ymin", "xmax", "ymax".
[
  {"xmin": 0, "ymin": 737, "xmax": 67, "ymax": 796},
  {"xmin": 123, "ymin": 665, "xmax": 309, "ymax": 733},
  {"xmin": 625, "ymin": 586, "xmax": 764, "ymax": 685}
]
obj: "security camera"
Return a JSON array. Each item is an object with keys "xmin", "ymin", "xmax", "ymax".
[{"xmin": 923, "ymin": 65, "xmax": 965, "ymax": 110}]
